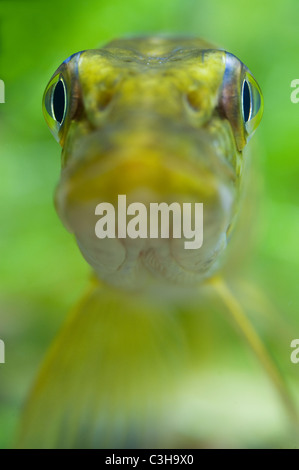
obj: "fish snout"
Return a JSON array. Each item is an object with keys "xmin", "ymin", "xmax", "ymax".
[{"xmin": 55, "ymin": 133, "xmax": 235, "ymax": 288}]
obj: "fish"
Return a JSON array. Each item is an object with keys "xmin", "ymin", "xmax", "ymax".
[{"xmin": 16, "ymin": 36, "xmax": 296, "ymax": 448}]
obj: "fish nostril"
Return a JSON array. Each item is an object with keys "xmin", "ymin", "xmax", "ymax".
[
  {"xmin": 185, "ymin": 90, "xmax": 201, "ymax": 112},
  {"xmin": 98, "ymin": 89, "xmax": 114, "ymax": 111}
]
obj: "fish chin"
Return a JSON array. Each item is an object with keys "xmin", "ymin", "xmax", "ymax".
[{"xmin": 55, "ymin": 182, "xmax": 234, "ymax": 289}]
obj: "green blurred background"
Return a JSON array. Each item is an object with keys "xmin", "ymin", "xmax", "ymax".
[{"xmin": 1, "ymin": 0, "xmax": 299, "ymax": 448}]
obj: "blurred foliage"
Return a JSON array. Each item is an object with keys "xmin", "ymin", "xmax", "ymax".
[{"xmin": 0, "ymin": 0, "xmax": 299, "ymax": 448}]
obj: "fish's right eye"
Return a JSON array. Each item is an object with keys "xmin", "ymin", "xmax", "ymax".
[
  {"xmin": 219, "ymin": 52, "xmax": 263, "ymax": 151},
  {"xmin": 242, "ymin": 79, "xmax": 251, "ymax": 123},
  {"xmin": 241, "ymin": 72, "xmax": 263, "ymax": 137},
  {"xmin": 43, "ymin": 73, "xmax": 68, "ymax": 143}
]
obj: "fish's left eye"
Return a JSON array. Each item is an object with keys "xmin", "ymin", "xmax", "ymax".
[
  {"xmin": 52, "ymin": 79, "xmax": 66, "ymax": 124},
  {"xmin": 241, "ymin": 72, "xmax": 263, "ymax": 136},
  {"xmin": 43, "ymin": 73, "xmax": 68, "ymax": 143}
]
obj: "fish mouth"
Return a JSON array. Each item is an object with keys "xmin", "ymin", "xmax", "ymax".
[{"xmin": 55, "ymin": 125, "xmax": 237, "ymax": 288}]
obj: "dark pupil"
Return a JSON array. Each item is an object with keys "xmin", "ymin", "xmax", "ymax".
[
  {"xmin": 53, "ymin": 79, "xmax": 65, "ymax": 124},
  {"xmin": 242, "ymin": 80, "xmax": 251, "ymax": 123}
]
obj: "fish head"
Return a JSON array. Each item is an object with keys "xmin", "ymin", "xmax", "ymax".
[{"xmin": 42, "ymin": 37, "xmax": 263, "ymax": 287}]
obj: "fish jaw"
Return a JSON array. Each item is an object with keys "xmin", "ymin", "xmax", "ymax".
[{"xmin": 55, "ymin": 123, "xmax": 237, "ymax": 289}]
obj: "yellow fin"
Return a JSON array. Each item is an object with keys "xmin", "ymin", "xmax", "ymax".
[
  {"xmin": 16, "ymin": 283, "xmax": 207, "ymax": 448},
  {"xmin": 208, "ymin": 275, "xmax": 299, "ymax": 427}
]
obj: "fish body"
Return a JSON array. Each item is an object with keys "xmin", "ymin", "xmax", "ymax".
[{"xmin": 17, "ymin": 37, "xmax": 274, "ymax": 449}]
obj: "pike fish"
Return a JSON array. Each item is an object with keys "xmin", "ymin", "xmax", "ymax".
[{"xmin": 17, "ymin": 37, "xmax": 296, "ymax": 448}]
